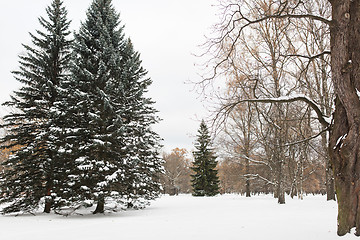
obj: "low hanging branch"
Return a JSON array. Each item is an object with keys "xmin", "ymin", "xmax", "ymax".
[{"xmin": 217, "ymin": 95, "xmax": 330, "ymax": 129}]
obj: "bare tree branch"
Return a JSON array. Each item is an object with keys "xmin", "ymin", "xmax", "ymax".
[
  {"xmin": 281, "ymin": 127, "xmax": 329, "ymax": 147},
  {"xmin": 203, "ymin": 3, "xmax": 331, "ymax": 82},
  {"xmin": 217, "ymin": 95, "xmax": 330, "ymax": 129},
  {"xmin": 243, "ymin": 174, "xmax": 276, "ymax": 185},
  {"xmin": 282, "ymin": 50, "xmax": 331, "ymax": 60}
]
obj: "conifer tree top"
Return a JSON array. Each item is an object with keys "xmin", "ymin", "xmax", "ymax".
[{"xmin": 194, "ymin": 120, "xmax": 213, "ymax": 152}]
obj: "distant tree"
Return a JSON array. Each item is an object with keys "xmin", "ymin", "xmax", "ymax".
[
  {"xmin": 191, "ymin": 120, "xmax": 220, "ymax": 196},
  {"xmin": 217, "ymin": 159, "xmax": 246, "ymax": 194},
  {"xmin": 0, "ymin": 0, "xmax": 72, "ymax": 214},
  {"xmin": 161, "ymin": 148, "xmax": 192, "ymax": 195}
]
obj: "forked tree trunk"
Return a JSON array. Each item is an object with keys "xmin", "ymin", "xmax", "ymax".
[{"xmin": 329, "ymin": 0, "xmax": 360, "ymax": 235}]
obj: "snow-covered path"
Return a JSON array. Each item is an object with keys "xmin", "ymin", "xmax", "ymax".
[{"xmin": 0, "ymin": 194, "xmax": 357, "ymax": 239}]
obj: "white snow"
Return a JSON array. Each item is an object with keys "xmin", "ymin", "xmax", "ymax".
[
  {"xmin": 0, "ymin": 194, "xmax": 358, "ymax": 240},
  {"xmin": 323, "ymin": 116, "xmax": 333, "ymax": 125},
  {"xmin": 80, "ymin": 186, "xmax": 90, "ymax": 191},
  {"xmin": 356, "ymin": 88, "xmax": 360, "ymax": 101},
  {"xmin": 93, "ymin": 139, "xmax": 106, "ymax": 145},
  {"xmin": 335, "ymin": 134, "xmax": 347, "ymax": 149},
  {"xmin": 75, "ymin": 156, "xmax": 86, "ymax": 162}
]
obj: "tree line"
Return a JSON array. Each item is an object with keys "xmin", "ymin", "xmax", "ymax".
[{"xmin": 161, "ymin": 145, "xmax": 326, "ymax": 197}]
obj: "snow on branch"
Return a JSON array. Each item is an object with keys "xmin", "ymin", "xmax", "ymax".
[
  {"xmin": 227, "ymin": 154, "xmax": 273, "ymax": 171},
  {"xmin": 243, "ymin": 174, "xmax": 275, "ymax": 186}
]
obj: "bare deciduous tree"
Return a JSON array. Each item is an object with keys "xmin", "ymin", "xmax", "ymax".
[
  {"xmin": 199, "ymin": 0, "xmax": 360, "ymax": 235},
  {"xmin": 161, "ymin": 148, "xmax": 192, "ymax": 195}
]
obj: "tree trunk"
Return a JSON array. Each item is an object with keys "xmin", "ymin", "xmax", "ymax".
[
  {"xmin": 322, "ymin": 129, "xmax": 336, "ymax": 201},
  {"xmin": 245, "ymin": 150, "xmax": 251, "ymax": 197},
  {"xmin": 43, "ymin": 174, "xmax": 53, "ymax": 214},
  {"xmin": 299, "ymin": 155, "xmax": 304, "ymax": 200},
  {"xmin": 329, "ymin": 0, "xmax": 360, "ymax": 235},
  {"xmin": 326, "ymin": 158, "xmax": 336, "ymax": 201},
  {"xmin": 93, "ymin": 196, "xmax": 105, "ymax": 214},
  {"xmin": 245, "ymin": 177, "xmax": 251, "ymax": 197},
  {"xmin": 275, "ymin": 144, "xmax": 285, "ymax": 204},
  {"xmin": 276, "ymin": 121, "xmax": 285, "ymax": 204},
  {"xmin": 290, "ymin": 181, "xmax": 297, "ymax": 199},
  {"xmin": 44, "ymin": 201, "xmax": 51, "ymax": 214},
  {"xmin": 44, "ymin": 187, "xmax": 51, "ymax": 214},
  {"xmin": 277, "ymin": 159, "xmax": 285, "ymax": 204}
]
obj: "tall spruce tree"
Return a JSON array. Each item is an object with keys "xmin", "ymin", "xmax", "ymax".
[
  {"xmin": 0, "ymin": 0, "xmax": 72, "ymax": 214},
  {"xmin": 55, "ymin": 0, "xmax": 162, "ymax": 213},
  {"xmin": 117, "ymin": 39, "xmax": 163, "ymax": 209},
  {"xmin": 191, "ymin": 120, "xmax": 220, "ymax": 196}
]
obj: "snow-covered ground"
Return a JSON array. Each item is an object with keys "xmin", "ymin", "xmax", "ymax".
[{"xmin": 0, "ymin": 194, "xmax": 358, "ymax": 240}]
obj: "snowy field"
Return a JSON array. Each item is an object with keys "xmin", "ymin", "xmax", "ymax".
[{"xmin": 0, "ymin": 194, "xmax": 358, "ymax": 240}]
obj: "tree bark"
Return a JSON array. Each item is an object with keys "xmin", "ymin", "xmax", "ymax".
[{"xmin": 329, "ymin": 0, "xmax": 360, "ymax": 235}]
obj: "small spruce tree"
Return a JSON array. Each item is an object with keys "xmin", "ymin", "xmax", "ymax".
[
  {"xmin": 191, "ymin": 120, "xmax": 220, "ymax": 196},
  {"xmin": 0, "ymin": 0, "xmax": 72, "ymax": 214}
]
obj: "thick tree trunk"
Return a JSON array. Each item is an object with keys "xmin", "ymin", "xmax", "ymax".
[
  {"xmin": 329, "ymin": 0, "xmax": 360, "ymax": 235},
  {"xmin": 329, "ymin": 98, "xmax": 360, "ymax": 236}
]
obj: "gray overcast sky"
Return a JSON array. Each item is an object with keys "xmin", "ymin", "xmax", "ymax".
[{"xmin": 0, "ymin": 0, "xmax": 218, "ymax": 152}]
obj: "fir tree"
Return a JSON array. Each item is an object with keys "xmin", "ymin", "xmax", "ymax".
[
  {"xmin": 119, "ymin": 39, "xmax": 163, "ymax": 208},
  {"xmin": 56, "ymin": 0, "xmax": 162, "ymax": 213},
  {"xmin": 191, "ymin": 120, "xmax": 220, "ymax": 196},
  {"xmin": 0, "ymin": 0, "xmax": 72, "ymax": 214}
]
